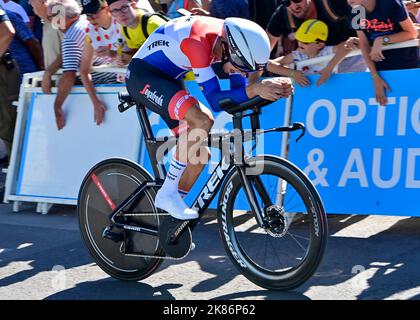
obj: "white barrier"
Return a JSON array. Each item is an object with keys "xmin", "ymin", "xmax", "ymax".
[{"xmin": 4, "ymin": 69, "xmax": 139, "ymax": 214}]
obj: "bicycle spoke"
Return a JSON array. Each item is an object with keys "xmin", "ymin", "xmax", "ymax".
[
  {"xmin": 287, "ymin": 231, "xmax": 310, "ymax": 242},
  {"xmin": 286, "ymin": 202, "xmax": 306, "ymax": 212},
  {"xmin": 286, "ymin": 232, "xmax": 307, "ymax": 253},
  {"xmin": 266, "ymin": 235, "xmax": 285, "ymax": 270}
]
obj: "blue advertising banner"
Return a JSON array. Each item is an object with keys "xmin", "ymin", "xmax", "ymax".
[
  {"xmin": 140, "ymin": 69, "xmax": 419, "ymax": 216},
  {"xmin": 289, "ymin": 69, "xmax": 420, "ymax": 216}
]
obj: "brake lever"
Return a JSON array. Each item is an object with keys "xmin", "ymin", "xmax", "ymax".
[{"xmin": 292, "ymin": 122, "xmax": 306, "ymax": 142}]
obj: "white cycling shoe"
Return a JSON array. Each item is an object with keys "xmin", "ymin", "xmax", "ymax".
[{"xmin": 155, "ymin": 189, "xmax": 199, "ymax": 220}]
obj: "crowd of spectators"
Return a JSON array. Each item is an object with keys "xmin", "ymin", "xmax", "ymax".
[{"xmin": 0, "ymin": 0, "xmax": 419, "ymax": 161}]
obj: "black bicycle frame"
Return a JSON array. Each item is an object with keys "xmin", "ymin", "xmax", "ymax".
[{"xmin": 107, "ymin": 102, "xmax": 304, "ymax": 238}]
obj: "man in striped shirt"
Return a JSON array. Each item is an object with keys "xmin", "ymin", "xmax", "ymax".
[{"xmin": 44, "ymin": 0, "xmax": 116, "ymax": 130}]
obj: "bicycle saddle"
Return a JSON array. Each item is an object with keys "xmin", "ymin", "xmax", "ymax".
[
  {"xmin": 118, "ymin": 92, "xmax": 135, "ymax": 104},
  {"xmin": 218, "ymin": 96, "xmax": 272, "ymax": 115}
]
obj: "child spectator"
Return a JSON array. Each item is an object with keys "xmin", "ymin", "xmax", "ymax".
[
  {"xmin": 348, "ymin": 0, "xmax": 419, "ymax": 106},
  {"xmin": 267, "ymin": 19, "xmax": 355, "ymax": 86},
  {"xmin": 82, "ymin": 0, "xmax": 130, "ymax": 67}
]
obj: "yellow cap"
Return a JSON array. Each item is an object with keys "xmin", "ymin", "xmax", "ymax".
[{"xmin": 295, "ymin": 19, "xmax": 328, "ymax": 43}]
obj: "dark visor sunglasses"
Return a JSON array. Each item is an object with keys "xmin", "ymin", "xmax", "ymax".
[
  {"xmin": 282, "ymin": 0, "xmax": 303, "ymax": 7},
  {"xmin": 222, "ymin": 37, "xmax": 257, "ymax": 73}
]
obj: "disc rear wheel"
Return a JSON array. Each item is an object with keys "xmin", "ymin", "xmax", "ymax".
[{"xmin": 78, "ymin": 158, "xmax": 164, "ymax": 281}]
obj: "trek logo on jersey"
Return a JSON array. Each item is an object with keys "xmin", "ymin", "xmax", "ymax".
[
  {"xmin": 147, "ymin": 40, "xmax": 170, "ymax": 50},
  {"xmin": 140, "ymin": 84, "xmax": 164, "ymax": 107}
]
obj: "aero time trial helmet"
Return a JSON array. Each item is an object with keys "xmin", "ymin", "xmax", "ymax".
[{"xmin": 222, "ymin": 18, "xmax": 271, "ymax": 72}]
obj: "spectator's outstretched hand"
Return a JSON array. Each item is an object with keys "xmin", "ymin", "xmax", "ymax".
[
  {"xmin": 344, "ymin": 37, "xmax": 359, "ymax": 50},
  {"xmin": 373, "ymin": 76, "xmax": 391, "ymax": 106},
  {"xmin": 54, "ymin": 106, "xmax": 65, "ymax": 130},
  {"xmin": 415, "ymin": 23, "xmax": 420, "ymax": 37},
  {"xmin": 316, "ymin": 67, "xmax": 333, "ymax": 86},
  {"xmin": 94, "ymin": 100, "xmax": 107, "ymax": 125},
  {"xmin": 256, "ymin": 77, "xmax": 294, "ymax": 101},
  {"xmin": 290, "ymin": 70, "xmax": 310, "ymax": 87},
  {"xmin": 114, "ymin": 55, "xmax": 126, "ymax": 67},
  {"xmin": 96, "ymin": 46, "xmax": 112, "ymax": 58}
]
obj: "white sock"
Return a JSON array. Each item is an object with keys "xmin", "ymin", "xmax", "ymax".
[
  {"xmin": 155, "ymin": 157, "xmax": 198, "ymax": 220},
  {"xmin": 161, "ymin": 157, "xmax": 187, "ymax": 194}
]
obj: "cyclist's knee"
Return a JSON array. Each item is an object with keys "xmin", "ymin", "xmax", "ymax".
[
  {"xmin": 187, "ymin": 110, "xmax": 214, "ymax": 132},
  {"xmin": 201, "ymin": 116, "xmax": 214, "ymax": 132}
]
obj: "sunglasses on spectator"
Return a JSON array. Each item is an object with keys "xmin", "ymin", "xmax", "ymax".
[
  {"xmin": 282, "ymin": 0, "xmax": 304, "ymax": 7},
  {"xmin": 110, "ymin": 4, "xmax": 130, "ymax": 15}
]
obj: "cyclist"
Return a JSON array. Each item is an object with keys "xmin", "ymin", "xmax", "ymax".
[{"xmin": 125, "ymin": 15, "xmax": 293, "ymax": 220}]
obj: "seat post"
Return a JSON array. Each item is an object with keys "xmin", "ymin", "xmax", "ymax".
[
  {"xmin": 136, "ymin": 104, "xmax": 167, "ymax": 181},
  {"xmin": 136, "ymin": 104, "xmax": 155, "ymax": 141}
]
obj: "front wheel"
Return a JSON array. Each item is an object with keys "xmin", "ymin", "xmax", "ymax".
[{"xmin": 217, "ymin": 155, "xmax": 328, "ymax": 290}]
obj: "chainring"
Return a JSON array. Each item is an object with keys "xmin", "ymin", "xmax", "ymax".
[{"xmin": 158, "ymin": 216, "xmax": 192, "ymax": 259}]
